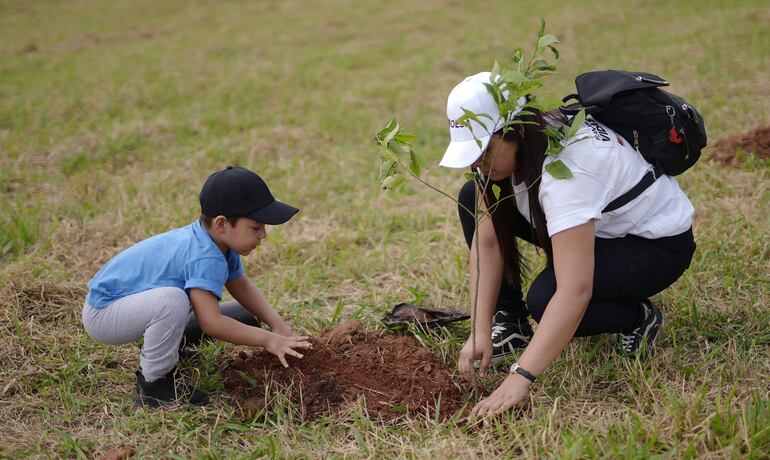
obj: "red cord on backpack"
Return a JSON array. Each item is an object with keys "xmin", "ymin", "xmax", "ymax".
[{"xmin": 669, "ymin": 127, "xmax": 683, "ymax": 144}]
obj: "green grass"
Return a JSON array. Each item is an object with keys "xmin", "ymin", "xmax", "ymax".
[{"xmin": 1, "ymin": 0, "xmax": 769, "ymax": 458}]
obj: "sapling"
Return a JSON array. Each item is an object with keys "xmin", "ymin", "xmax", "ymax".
[{"xmin": 374, "ymin": 19, "xmax": 586, "ymax": 385}]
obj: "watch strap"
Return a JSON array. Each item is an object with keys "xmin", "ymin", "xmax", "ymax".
[{"xmin": 510, "ymin": 362, "xmax": 536, "ymax": 383}]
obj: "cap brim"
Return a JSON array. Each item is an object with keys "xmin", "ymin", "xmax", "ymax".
[
  {"xmin": 439, "ymin": 135, "xmax": 491, "ymax": 169},
  {"xmin": 246, "ymin": 200, "xmax": 299, "ymax": 225}
]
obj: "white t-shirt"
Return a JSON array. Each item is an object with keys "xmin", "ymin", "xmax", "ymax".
[{"xmin": 513, "ymin": 118, "xmax": 694, "ymax": 239}]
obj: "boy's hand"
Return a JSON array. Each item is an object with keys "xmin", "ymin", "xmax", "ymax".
[
  {"xmin": 272, "ymin": 324, "xmax": 294, "ymax": 337},
  {"xmin": 265, "ymin": 333, "xmax": 313, "ymax": 367}
]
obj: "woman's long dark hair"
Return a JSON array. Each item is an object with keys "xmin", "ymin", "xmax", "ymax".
[{"xmin": 482, "ymin": 108, "xmax": 563, "ymax": 287}]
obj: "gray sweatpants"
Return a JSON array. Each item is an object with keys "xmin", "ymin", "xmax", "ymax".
[
  {"xmin": 82, "ymin": 287, "xmax": 258, "ymax": 382},
  {"xmin": 83, "ymin": 287, "xmax": 190, "ymax": 382}
]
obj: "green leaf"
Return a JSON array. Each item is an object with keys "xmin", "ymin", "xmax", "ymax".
[
  {"xmin": 457, "ymin": 108, "xmax": 488, "ymax": 131},
  {"xmin": 511, "ymin": 48, "xmax": 523, "ymax": 64},
  {"xmin": 464, "ymin": 171, "xmax": 477, "ymax": 181},
  {"xmin": 378, "ymin": 147, "xmax": 398, "ymax": 162},
  {"xmin": 376, "ymin": 119, "xmax": 399, "ymax": 145},
  {"xmin": 548, "ymin": 45, "xmax": 559, "ymax": 60},
  {"xmin": 547, "ymin": 137, "xmax": 563, "ymax": 156},
  {"xmin": 387, "ymin": 140, "xmax": 411, "ymax": 156},
  {"xmin": 539, "ymin": 17, "xmax": 546, "ymax": 37},
  {"xmin": 504, "ymin": 119, "xmax": 538, "ymax": 127},
  {"xmin": 381, "ymin": 173, "xmax": 405, "ymax": 190},
  {"xmin": 375, "ymin": 118, "xmax": 397, "ymax": 138},
  {"xmin": 492, "ymin": 183, "xmax": 501, "ymax": 200},
  {"xmin": 536, "ymin": 34, "xmax": 559, "ymax": 52},
  {"xmin": 532, "ymin": 60, "xmax": 556, "ymax": 72},
  {"xmin": 408, "ymin": 151, "xmax": 422, "ymax": 177},
  {"xmin": 542, "ymin": 125, "xmax": 562, "ymax": 140},
  {"xmin": 567, "ymin": 108, "xmax": 586, "ymax": 139},
  {"xmin": 386, "ymin": 123, "xmax": 400, "ymax": 143},
  {"xmin": 483, "ymin": 82, "xmax": 502, "ymax": 106},
  {"xmin": 545, "ymin": 159, "xmax": 573, "ymax": 179},
  {"xmin": 500, "ymin": 69, "xmax": 527, "ymax": 86},
  {"xmin": 521, "ymin": 78, "xmax": 544, "ymax": 91},
  {"xmin": 379, "ymin": 159, "xmax": 397, "ymax": 180},
  {"xmin": 394, "ymin": 132, "xmax": 415, "ymax": 143}
]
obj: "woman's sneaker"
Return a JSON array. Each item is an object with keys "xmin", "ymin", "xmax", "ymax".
[
  {"xmin": 618, "ymin": 299, "xmax": 664, "ymax": 360},
  {"xmin": 490, "ymin": 311, "xmax": 533, "ymax": 365},
  {"xmin": 134, "ymin": 369, "xmax": 209, "ymax": 408}
]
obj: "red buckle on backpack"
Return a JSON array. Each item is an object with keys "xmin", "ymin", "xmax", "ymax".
[{"xmin": 669, "ymin": 126, "xmax": 683, "ymax": 144}]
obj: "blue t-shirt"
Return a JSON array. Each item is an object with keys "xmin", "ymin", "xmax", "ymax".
[{"xmin": 86, "ymin": 220, "xmax": 244, "ymax": 308}]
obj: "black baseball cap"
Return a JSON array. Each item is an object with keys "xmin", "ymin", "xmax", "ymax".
[{"xmin": 199, "ymin": 166, "xmax": 299, "ymax": 225}]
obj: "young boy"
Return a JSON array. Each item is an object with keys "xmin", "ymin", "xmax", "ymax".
[{"xmin": 82, "ymin": 166, "xmax": 312, "ymax": 408}]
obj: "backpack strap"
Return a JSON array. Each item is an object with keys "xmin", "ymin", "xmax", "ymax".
[
  {"xmin": 602, "ymin": 168, "xmax": 659, "ymax": 213},
  {"xmin": 559, "ymin": 100, "xmax": 601, "ymax": 118}
]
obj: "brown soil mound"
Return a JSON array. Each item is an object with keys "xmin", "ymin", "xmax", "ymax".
[
  {"xmin": 710, "ymin": 124, "xmax": 770, "ymax": 165},
  {"xmin": 221, "ymin": 320, "xmax": 468, "ymax": 421}
]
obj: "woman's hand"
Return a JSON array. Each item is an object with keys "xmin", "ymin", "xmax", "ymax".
[
  {"xmin": 471, "ymin": 373, "xmax": 532, "ymax": 418},
  {"xmin": 458, "ymin": 332, "xmax": 493, "ymax": 384},
  {"xmin": 265, "ymin": 333, "xmax": 313, "ymax": 367}
]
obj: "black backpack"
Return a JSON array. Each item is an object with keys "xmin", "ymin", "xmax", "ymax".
[{"xmin": 560, "ymin": 70, "xmax": 707, "ymax": 212}]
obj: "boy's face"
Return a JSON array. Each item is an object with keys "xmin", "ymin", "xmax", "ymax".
[{"xmin": 221, "ymin": 217, "xmax": 267, "ymax": 256}]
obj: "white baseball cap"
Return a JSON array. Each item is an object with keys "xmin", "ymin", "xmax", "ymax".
[{"xmin": 440, "ymin": 71, "xmax": 526, "ymax": 169}]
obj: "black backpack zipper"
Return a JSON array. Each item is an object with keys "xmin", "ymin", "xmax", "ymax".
[
  {"xmin": 636, "ymin": 75, "xmax": 669, "ymax": 85},
  {"xmin": 619, "ymin": 70, "xmax": 669, "ymax": 86}
]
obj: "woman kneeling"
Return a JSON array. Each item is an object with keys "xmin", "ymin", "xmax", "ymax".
[{"xmin": 440, "ymin": 72, "xmax": 696, "ymax": 416}]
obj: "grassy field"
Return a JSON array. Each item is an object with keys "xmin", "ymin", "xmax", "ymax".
[{"xmin": 1, "ymin": 0, "xmax": 769, "ymax": 458}]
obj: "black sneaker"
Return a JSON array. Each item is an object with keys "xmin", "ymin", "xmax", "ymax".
[
  {"xmin": 134, "ymin": 369, "xmax": 209, "ymax": 408},
  {"xmin": 138, "ymin": 341, "xmax": 201, "ymax": 364},
  {"xmin": 490, "ymin": 311, "xmax": 533, "ymax": 365},
  {"xmin": 179, "ymin": 348, "xmax": 201, "ymax": 363},
  {"xmin": 618, "ymin": 299, "xmax": 664, "ymax": 360},
  {"xmin": 178, "ymin": 336, "xmax": 202, "ymax": 364}
]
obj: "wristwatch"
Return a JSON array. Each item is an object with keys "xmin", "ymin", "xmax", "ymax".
[{"xmin": 509, "ymin": 362, "xmax": 536, "ymax": 383}]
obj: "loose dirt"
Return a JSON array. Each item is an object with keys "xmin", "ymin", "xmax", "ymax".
[
  {"xmin": 710, "ymin": 124, "xmax": 770, "ymax": 165},
  {"xmin": 221, "ymin": 320, "xmax": 468, "ymax": 421}
]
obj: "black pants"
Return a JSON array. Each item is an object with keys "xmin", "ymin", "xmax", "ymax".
[
  {"xmin": 457, "ymin": 180, "xmax": 696, "ymax": 336},
  {"xmin": 183, "ymin": 300, "xmax": 260, "ymax": 345}
]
